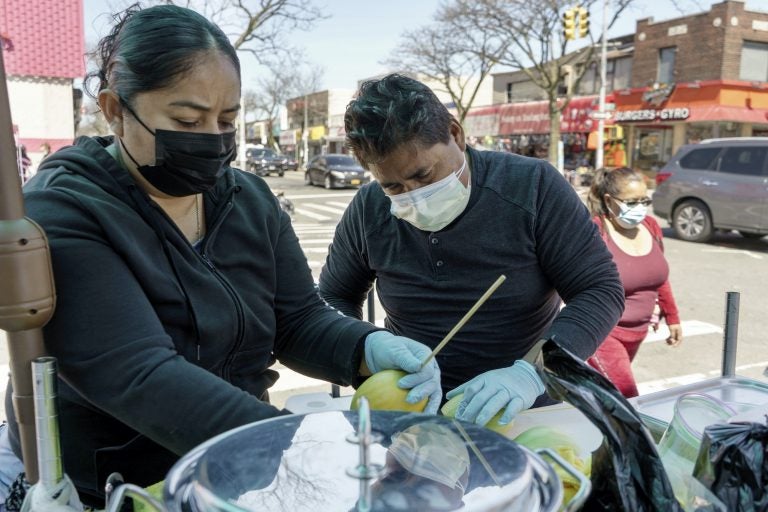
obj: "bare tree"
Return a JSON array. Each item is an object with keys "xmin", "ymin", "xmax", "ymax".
[
  {"xmin": 116, "ymin": 0, "xmax": 329, "ymax": 61},
  {"xmin": 77, "ymin": 96, "xmax": 110, "ymax": 137},
  {"xmin": 385, "ymin": 5, "xmax": 508, "ymax": 123},
  {"xmin": 289, "ymin": 64, "xmax": 325, "ymax": 165},
  {"xmin": 449, "ymin": 0, "xmax": 634, "ymax": 165},
  {"xmin": 245, "ymin": 55, "xmax": 324, "ymax": 150}
]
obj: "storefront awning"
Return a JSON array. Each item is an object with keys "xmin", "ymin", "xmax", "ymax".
[
  {"xmin": 686, "ymin": 104, "xmax": 768, "ymax": 124},
  {"xmin": 495, "ymin": 95, "xmax": 600, "ymax": 135},
  {"xmin": 463, "ymin": 105, "xmax": 500, "ymax": 138},
  {"xmin": 613, "ymin": 80, "xmax": 768, "ymax": 126},
  {"xmin": 309, "ymin": 126, "xmax": 326, "ymax": 140}
]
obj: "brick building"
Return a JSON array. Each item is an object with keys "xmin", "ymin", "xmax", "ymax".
[
  {"xmin": 615, "ymin": 0, "xmax": 768, "ymax": 174},
  {"xmin": 464, "ymin": 0, "xmax": 768, "ymax": 175},
  {"xmin": 1, "ymin": 0, "xmax": 85, "ymax": 169}
]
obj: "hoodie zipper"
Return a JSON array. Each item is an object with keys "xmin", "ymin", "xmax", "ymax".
[
  {"xmin": 198, "ymin": 199, "xmax": 246, "ymax": 381},
  {"xmin": 136, "ymin": 184, "xmax": 245, "ymax": 377}
]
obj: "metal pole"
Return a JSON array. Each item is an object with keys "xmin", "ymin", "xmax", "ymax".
[
  {"xmin": 303, "ymin": 94, "xmax": 309, "ymax": 166},
  {"xmin": 32, "ymin": 357, "xmax": 63, "ymax": 488},
  {"xmin": 722, "ymin": 291, "xmax": 740, "ymax": 378},
  {"xmin": 0, "ymin": 42, "xmax": 57, "ymax": 485},
  {"xmin": 595, "ymin": 0, "xmax": 609, "ymax": 169}
]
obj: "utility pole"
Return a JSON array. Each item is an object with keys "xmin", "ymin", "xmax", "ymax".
[
  {"xmin": 596, "ymin": 0, "xmax": 609, "ymax": 169},
  {"xmin": 302, "ymin": 94, "xmax": 309, "ymax": 166}
]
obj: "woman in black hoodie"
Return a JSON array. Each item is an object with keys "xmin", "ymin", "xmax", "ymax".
[{"xmin": 1, "ymin": 4, "xmax": 440, "ymax": 506}]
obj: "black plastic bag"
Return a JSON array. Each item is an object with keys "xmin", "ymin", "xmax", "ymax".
[
  {"xmin": 693, "ymin": 420, "xmax": 768, "ymax": 512},
  {"xmin": 538, "ymin": 338, "xmax": 683, "ymax": 512}
]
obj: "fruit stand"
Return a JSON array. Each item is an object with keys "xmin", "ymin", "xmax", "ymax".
[{"xmin": 3, "ymin": 45, "xmax": 767, "ymax": 511}]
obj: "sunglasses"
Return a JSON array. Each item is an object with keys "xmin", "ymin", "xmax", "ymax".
[{"xmin": 611, "ymin": 196, "xmax": 652, "ymax": 208}]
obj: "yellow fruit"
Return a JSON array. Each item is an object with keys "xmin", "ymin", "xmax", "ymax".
[
  {"xmin": 513, "ymin": 425, "xmax": 592, "ymax": 500},
  {"xmin": 440, "ymin": 393, "xmax": 515, "ymax": 436},
  {"xmin": 350, "ymin": 369, "xmax": 428, "ymax": 412}
]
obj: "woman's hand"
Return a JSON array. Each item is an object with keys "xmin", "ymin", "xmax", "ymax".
[{"xmin": 666, "ymin": 324, "xmax": 683, "ymax": 347}]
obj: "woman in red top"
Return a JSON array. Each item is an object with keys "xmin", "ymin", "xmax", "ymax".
[{"xmin": 586, "ymin": 167, "xmax": 683, "ymax": 397}]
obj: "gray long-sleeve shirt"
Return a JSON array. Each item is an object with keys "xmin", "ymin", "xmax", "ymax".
[{"xmin": 319, "ymin": 148, "xmax": 624, "ymax": 392}]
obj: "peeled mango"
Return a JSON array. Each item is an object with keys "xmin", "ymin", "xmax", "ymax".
[
  {"xmin": 513, "ymin": 426, "xmax": 592, "ymax": 504},
  {"xmin": 350, "ymin": 369, "xmax": 428, "ymax": 412},
  {"xmin": 440, "ymin": 393, "xmax": 515, "ymax": 436}
]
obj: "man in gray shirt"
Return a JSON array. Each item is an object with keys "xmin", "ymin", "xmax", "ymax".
[{"xmin": 319, "ymin": 74, "xmax": 624, "ymax": 429}]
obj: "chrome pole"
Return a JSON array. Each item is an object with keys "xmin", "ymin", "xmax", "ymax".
[{"xmin": 32, "ymin": 357, "xmax": 63, "ymax": 488}]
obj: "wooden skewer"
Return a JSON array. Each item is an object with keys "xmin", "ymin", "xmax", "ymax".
[{"xmin": 419, "ymin": 274, "xmax": 507, "ymax": 370}]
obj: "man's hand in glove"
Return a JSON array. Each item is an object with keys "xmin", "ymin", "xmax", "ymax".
[
  {"xmin": 445, "ymin": 360, "xmax": 545, "ymax": 426},
  {"xmin": 364, "ymin": 331, "xmax": 442, "ymax": 414}
]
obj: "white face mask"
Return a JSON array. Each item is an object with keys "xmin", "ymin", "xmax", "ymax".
[
  {"xmin": 388, "ymin": 154, "xmax": 471, "ymax": 232},
  {"xmin": 614, "ymin": 200, "xmax": 648, "ymax": 229}
]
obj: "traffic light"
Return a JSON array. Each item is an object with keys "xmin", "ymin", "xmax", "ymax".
[
  {"xmin": 577, "ymin": 6, "xmax": 590, "ymax": 38},
  {"xmin": 563, "ymin": 8, "xmax": 576, "ymax": 41}
]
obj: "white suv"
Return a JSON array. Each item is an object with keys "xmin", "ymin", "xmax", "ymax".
[{"xmin": 651, "ymin": 137, "xmax": 768, "ymax": 242}]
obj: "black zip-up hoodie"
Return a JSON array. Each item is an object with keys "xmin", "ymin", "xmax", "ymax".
[{"xmin": 4, "ymin": 136, "xmax": 376, "ymax": 504}]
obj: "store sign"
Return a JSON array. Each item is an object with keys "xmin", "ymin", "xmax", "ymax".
[
  {"xmin": 642, "ymin": 83, "xmax": 675, "ymax": 106},
  {"xmin": 614, "ymin": 107, "xmax": 690, "ymax": 122},
  {"xmin": 279, "ymin": 130, "xmax": 297, "ymax": 145}
]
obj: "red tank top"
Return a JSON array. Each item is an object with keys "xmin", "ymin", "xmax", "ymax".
[{"xmin": 603, "ymin": 227, "xmax": 669, "ymax": 331}]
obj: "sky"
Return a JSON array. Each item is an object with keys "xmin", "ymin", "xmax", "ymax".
[{"xmin": 82, "ymin": 0, "xmax": 767, "ymax": 92}]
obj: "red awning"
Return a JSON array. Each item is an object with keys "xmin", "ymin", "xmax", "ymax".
[
  {"xmin": 686, "ymin": 104, "xmax": 768, "ymax": 124},
  {"xmin": 463, "ymin": 105, "xmax": 500, "ymax": 137},
  {"xmin": 497, "ymin": 96, "xmax": 599, "ymax": 135}
]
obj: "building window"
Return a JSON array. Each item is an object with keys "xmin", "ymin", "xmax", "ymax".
[
  {"xmin": 612, "ymin": 57, "xmax": 632, "ymax": 90},
  {"xmin": 605, "ymin": 59, "xmax": 616, "ymax": 91},
  {"xmin": 657, "ymin": 47, "xmax": 676, "ymax": 84},
  {"xmin": 506, "ymin": 82, "xmax": 514, "ymax": 103},
  {"xmin": 740, "ymin": 41, "xmax": 768, "ymax": 82},
  {"xmin": 580, "ymin": 62, "xmax": 597, "ymax": 94}
]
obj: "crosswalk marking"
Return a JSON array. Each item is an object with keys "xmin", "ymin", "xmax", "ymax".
[
  {"xmin": 292, "ymin": 224, "xmax": 337, "ymax": 231},
  {"xmin": 644, "ymin": 319, "xmax": 722, "ymax": 344},
  {"xmin": 293, "ymin": 208, "xmax": 331, "ymax": 221},
  {"xmin": 299, "ymin": 239, "xmax": 334, "ymax": 245},
  {"xmin": 301, "ymin": 203, "xmax": 348, "ymax": 215},
  {"xmin": 326, "ymin": 201, "xmax": 351, "ymax": 209},
  {"xmin": 637, "ymin": 361, "xmax": 768, "ymax": 395},
  {"xmin": 284, "ymin": 192, "xmax": 357, "ymax": 200}
]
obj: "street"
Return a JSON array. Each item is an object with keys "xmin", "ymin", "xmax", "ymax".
[{"xmin": 2, "ymin": 169, "xmax": 767, "ymax": 417}]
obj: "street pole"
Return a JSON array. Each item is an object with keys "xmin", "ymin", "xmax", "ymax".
[
  {"xmin": 595, "ymin": 0, "xmax": 609, "ymax": 169},
  {"xmin": 303, "ymin": 94, "xmax": 309, "ymax": 166}
]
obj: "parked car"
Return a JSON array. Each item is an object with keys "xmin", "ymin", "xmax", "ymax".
[
  {"xmin": 284, "ymin": 156, "xmax": 299, "ymax": 171},
  {"xmin": 652, "ymin": 137, "xmax": 768, "ymax": 242},
  {"xmin": 304, "ymin": 154, "xmax": 371, "ymax": 189},
  {"xmin": 246, "ymin": 147, "xmax": 287, "ymax": 177}
]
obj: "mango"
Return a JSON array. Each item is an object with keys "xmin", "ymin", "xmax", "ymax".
[
  {"xmin": 350, "ymin": 369, "xmax": 428, "ymax": 412},
  {"xmin": 440, "ymin": 393, "xmax": 515, "ymax": 436}
]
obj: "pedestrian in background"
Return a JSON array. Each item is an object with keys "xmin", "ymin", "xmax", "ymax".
[
  {"xmin": 586, "ymin": 167, "xmax": 683, "ymax": 397},
  {"xmin": 319, "ymin": 74, "xmax": 624, "ymax": 429},
  {"xmin": 16, "ymin": 145, "xmax": 31, "ymax": 182}
]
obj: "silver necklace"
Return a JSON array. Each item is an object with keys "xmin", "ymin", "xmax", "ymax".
[{"xmin": 194, "ymin": 194, "xmax": 201, "ymax": 243}]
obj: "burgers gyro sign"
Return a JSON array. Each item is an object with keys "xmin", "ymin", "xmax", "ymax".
[{"xmin": 614, "ymin": 107, "xmax": 690, "ymax": 122}]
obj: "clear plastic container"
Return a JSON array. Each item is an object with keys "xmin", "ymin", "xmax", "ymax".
[{"xmin": 656, "ymin": 393, "xmax": 736, "ymax": 475}]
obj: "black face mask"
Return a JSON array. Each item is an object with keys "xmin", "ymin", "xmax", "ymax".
[{"xmin": 119, "ymin": 100, "xmax": 236, "ymax": 197}]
